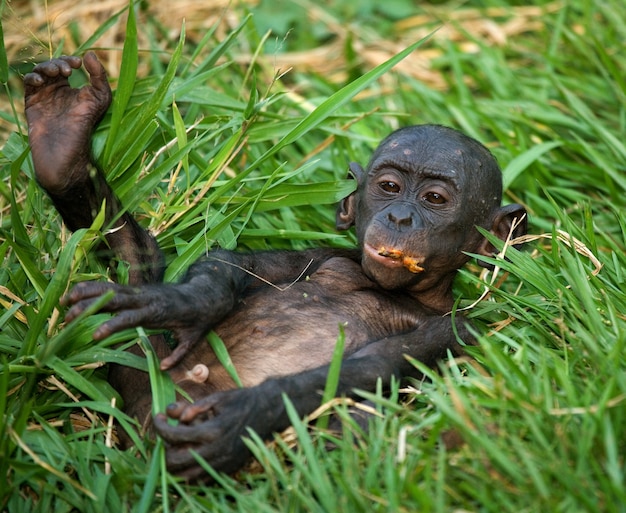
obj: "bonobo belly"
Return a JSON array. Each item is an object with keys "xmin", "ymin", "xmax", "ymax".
[{"xmin": 170, "ymin": 257, "xmax": 422, "ymax": 396}]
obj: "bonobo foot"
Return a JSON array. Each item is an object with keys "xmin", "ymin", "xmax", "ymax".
[
  {"xmin": 153, "ymin": 386, "xmax": 277, "ymax": 480},
  {"xmin": 24, "ymin": 52, "xmax": 112, "ymax": 194}
]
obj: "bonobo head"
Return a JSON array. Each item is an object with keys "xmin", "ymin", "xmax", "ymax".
[{"xmin": 336, "ymin": 124, "xmax": 526, "ymax": 308}]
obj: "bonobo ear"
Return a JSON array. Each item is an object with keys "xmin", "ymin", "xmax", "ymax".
[
  {"xmin": 476, "ymin": 203, "xmax": 528, "ymax": 268},
  {"xmin": 346, "ymin": 161, "xmax": 365, "ymax": 181},
  {"xmin": 336, "ymin": 162, "xmax": 364, "ymax": 231}
]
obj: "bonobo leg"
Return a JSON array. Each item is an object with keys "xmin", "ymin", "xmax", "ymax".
[
  {"xmin": 24, "ymin": 52, "xmax": 164, "ymax": 285},
  {"xmin": 24, "ymin": 53, "xmax": 169, "ymax": 428}
]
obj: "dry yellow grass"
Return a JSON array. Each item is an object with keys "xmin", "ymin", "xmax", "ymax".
[{"xmin": 2, "ymin": 0, "xmax": 559, "ymax": 137}]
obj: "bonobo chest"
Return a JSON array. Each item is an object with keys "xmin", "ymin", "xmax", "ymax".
[
  {"xmin": 221, "ymin": 256, "xmax": 423, "ymax": 345},
  {"xmin": 173, "ymin": 257, "xmax": 425, "ymax": 391}
]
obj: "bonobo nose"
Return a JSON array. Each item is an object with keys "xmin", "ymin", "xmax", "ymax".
[{"xmin": 387, "ymin": 204, "xmax": 416, "ymax": 228}]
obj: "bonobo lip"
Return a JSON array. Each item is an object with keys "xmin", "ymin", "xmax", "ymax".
[{"xmin": 364, "ymin": 243, "xmax": 425, "ymax": 274}]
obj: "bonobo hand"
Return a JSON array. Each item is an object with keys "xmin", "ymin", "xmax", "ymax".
[
  {"xmin": 153, "ymin": 385, "xmax": 281, "ymax": 480},
  {"xmin": 24, "ymin": 52, "xmax": 112, "ymax": 194},
  {"xmin": 62, "ymin": 281, "xmax": 223, "ymax": 369}
]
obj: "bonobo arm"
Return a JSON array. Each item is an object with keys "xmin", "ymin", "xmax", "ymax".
[
  {"xmin": 64, "ymin": 247, "xmax": 359, "ymax": 369},
  {"xmin": 153, "ymin": 314, "xmax": 469, "ymax": 479}
]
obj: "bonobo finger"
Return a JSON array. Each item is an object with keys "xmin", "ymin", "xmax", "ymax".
[
  {"xmin": 31, "ymin": 56, "xmax": 81, "ymax": 78},
  {"xmin": 160, "ymin": 340, "xmax": 193, "ymax": 370},
  {"xmin": 165, "ymin": 444, "xmax": 218, "ymax": 471},
  {"xmin": 163, "ymin": 446, "xmax": 212, "ymax": 479},
  {"xmin": 165, "ymin": 398, "xmax": 215, "ymax": 423},
  {"xmin": 54, "ymin": 57, "xmax": 79, "ymax": 78},
  {"xmin": 24, "ymin": 56, "xmax": 87, "ymax": 97},
  {"xmin": 63, "ymin": 298, "xmax": 127, "ymax": 324},
  {"xmin": 23, "ymin": 72, "xmax": 44, "ymax": 87},
  {"xmin": 91, "ymin": 310, "xmax": 149, "ymax": 339},
  {"xmin": 61, "ymin": 281, "xmax": 125, "ymax": 306},
  {"xmin": 82, "ymin": 51, "xmax": 110, "ymax": 94},
  {"xmin": 31, "ymin": 61, "xmax": 61, "ymax": 78},
  {"xmin": 154, "ymin": 413, "xmax": 221, "ymax": 444},
  {"xmin": 167, "ymin": 441, "xmax": 248, "ymax": 479},
  {"xmin": 179, "ymin": 399, "xmax": 219, "ymax": 423},
  {"xmin": 165, "ymin": 451, "xmax": 205, "ymax": 478},
  {"xmin": 175, "ymin": 461, "xmax": 215, "ymax": 482},
  {"xmin": 64, "ymin": 298, "xmax": 102, "ymax": 323},
  {"xmin": 164, "ymin": 402, "xmax": 188, "ymax": 419},
  {"xmin": 58, "ymin": 55, "xmax": 83, "ymax": 71}
]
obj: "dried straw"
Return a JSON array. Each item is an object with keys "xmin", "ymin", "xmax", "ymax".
[{"xmin": 3, "ymin": 0, "xmax": 559, "ymax": 134}]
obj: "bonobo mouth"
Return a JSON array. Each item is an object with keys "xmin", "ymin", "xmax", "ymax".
[{"xmin": 364, "ymin": 243, "xmax": 425, "ymax": 274}]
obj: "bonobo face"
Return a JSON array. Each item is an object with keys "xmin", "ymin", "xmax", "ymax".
[{"xmin": 337, "ymin": 125, "xmax": 504, "ymax": 294}]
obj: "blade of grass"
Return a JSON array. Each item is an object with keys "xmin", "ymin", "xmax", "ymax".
[
  {"xmin": 0, "ymin": 15, "xmax": 8, "ymax": 84},
  {"xmin": 75, "ymin": 5, "xmax": 128, "ymax": 55},
  {"xmin": 246, "ymin": 34, "xmax": 434, "ymax": 173},
  {"xmin": 502, "ymin": 141, "xmax": 562, "ymax": 190},
  {"xmin": 111, "ymin": 26, "xmax": 186, "ymax": 186},
  {"xmin": 316, "ymin": 324, "xmax": 346, "ymax": 430},
  {"xmin": 135, "ymin": 327, "xmax": 174, "ymax": 513},
  {"xmin": 47, "ymin": 357, "xmax": 111, "ymax": 403},
  {"xmin": 136, "ymin": 437, "xmax": 168, "ymax": 513},
  {"xmin": 207, "ymin": 331, "xmax": 243, "ymax": 388},
  {"xmin": 282, "ymin": 395, "xmax": 335, "ymax": 511},
  {"xmin": 187, "ymin": 13, "xmax": 253, "ymax": 77},
  {"xmin": 102, "ymin": 0, "xmax": 138, "ymax": 164},
  {"xmin": 135, "ymin": 327, "xmax": 176, "ymax": 414},
  {"xmin": 37, "ymin": 297, "xmax": 116, "ymax": 370},
  {"xmin": 171, "ymin": 100, "xmax": 189, "ymax": 177}
]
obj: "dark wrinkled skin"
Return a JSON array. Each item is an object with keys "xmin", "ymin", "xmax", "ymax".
[{"xmin": 24, "ymin": 52, "xmax": 527, "ymax": 480}]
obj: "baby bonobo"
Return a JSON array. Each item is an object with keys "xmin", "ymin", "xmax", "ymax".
[{"xmin": 24, "ymin": 52, "xmax": 527, "ymax": 480}]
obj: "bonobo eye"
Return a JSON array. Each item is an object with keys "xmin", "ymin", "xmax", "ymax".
[
  {"xmin": 379, "ymin": 181, "xmax": 400, "ymax": 193},
  {"xmin": 423, "ymin": 191, "xmax": 447, "ymax": 205}
]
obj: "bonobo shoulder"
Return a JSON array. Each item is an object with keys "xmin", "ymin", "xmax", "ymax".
[{"xmin": 312, "ymin": 256, "xmax": 375, "ymax": 289}]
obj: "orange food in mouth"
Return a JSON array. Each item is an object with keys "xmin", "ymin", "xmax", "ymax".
[
  {"xmin": 377, "ymin": 247, "xmax": 404, "ymax": 260},
  {"xmin": 377, "ymin": 247, "xmax": 424, "ymax": 273},
  {"xmin": 402, "ymin": 256, "xmax": 424, "ymax": 274}
]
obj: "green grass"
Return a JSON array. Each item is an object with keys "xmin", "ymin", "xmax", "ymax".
[{"xmin": 1, "ymin": 0, "xmax": 625, "ymax": 511}]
